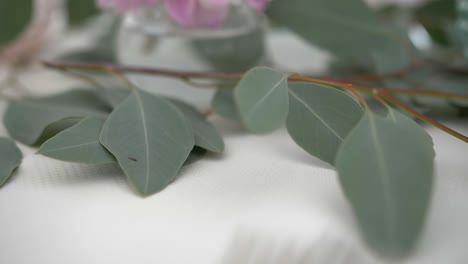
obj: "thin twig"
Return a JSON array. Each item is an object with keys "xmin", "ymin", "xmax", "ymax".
[
  {"xmin": 379, "ymin": 92, "xmax": 468, "ymax": 143},
  {"xmin": 343, "ymin": 63, "xmax": 421, "ymax": 83},
  {"xmin": 59, "ymin": 68, "xmax": 107, "ymax": 90},
  {"xmin": 372, "ymin": 90, "xmax": 392, "ymax": 112},
  {"xmin": 42, "ymin": 60, "xmax": 468, "ymax": 101},
  {"xmin": 43, "ymin": 60, "xmax": 244, "ymax": 81}
]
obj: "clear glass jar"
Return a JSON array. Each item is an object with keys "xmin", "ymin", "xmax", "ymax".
[{"xmin": 117, "ymin": 2, "xmax": 268, "ymax": 108}]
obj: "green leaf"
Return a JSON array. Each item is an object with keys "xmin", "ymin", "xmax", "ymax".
[
  {"xmin": 429, "ymin": 75, "xmax": 468, "ymax": 107},
  {"xmin": 184, "ymin": 147, "xmax": 208, "ymax": 166},
  {"xmin": 458, "ymin": 0, "xmax": 468, "ymax": 59},
  {"xmin": 415, "ymin": 0, "xmax": 456, "ymax": 46},
  {"xmin": 66, "ymin": 0, "xmax": 101, "ymax": 25},
  {"xmin": 169, "ymin": 99, "xmax": 224, "ymax": 153},
  {"xmin": 234, "ymin": 67, "xmax": 289, "ymax": 133},
  {"xmin": 0, "ymin": 0, "xmax": 33, "ymax": 47},
  {"xmin": 98, "ymin": 88, "xmax": 131, "ymax": 109},
  {"xmin": 38, "ymin": 117, "xmax": 115, "ymax": 164},
  {"xmin": 35, "ymin": 117, "xmax": 85, "ymax": 146},
  {"xmin": 335, "ymin": 110, "xmax": 434, "ymax": 257},
  {"xmin": 371, "ymin": 52, "xmax": 433, "ymax": 113},
  {"xmin": 266, "ymin": 0, "xmax": 408, "ymax": 69},
  {"xmin": 3, "ymin": 89, "xmax": 110, "ymax": 145},
  {"xmin": 100, "ymin": 89, "xmax": 194, "ymax": 196},
  {"xmin": 287, "ymin": 83, "xmax": 364, "ymax": 164},
  {"xmin": 0, "ymin": 138, "xmax": 22, "ymax": 187},
  {"xmin": 416, "ymin": 0, "xmax": 456, "ymax": 20},
  {"xmin": 211, "ymin": 89, "xmax": 241, "ymax": 121}
]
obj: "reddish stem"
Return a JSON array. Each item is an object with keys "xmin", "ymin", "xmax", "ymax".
[
  {"xmin": 42, "ymin": 60, "xmax": 468, "ymax": 101},
  {"xmin": 379, "ymin": 92, "xmax": 468, "ymax": 143},
  {"xmin": 343, "ymin": 63, "xmax": 420, "ymax": 83}
]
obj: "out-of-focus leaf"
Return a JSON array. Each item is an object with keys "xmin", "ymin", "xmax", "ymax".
[
  {"xmin": 266, "ymin": 0, "xmax": 408, "ymax": 70},
  {"xmin": 457, "ymin": 0, "xmax": 468, "ymax": 59},
  {"xmin": 39, "ymin": 117, "xmax": 115, "ymax": 164},
  {"xmin": 0, "ymin": 138, "xmax": 22, "ymax": 187},
  {"xmin": 211, "ymin": 89, "xmax": 241, "ymax": 122},
  {"xmin": 0, "ymin": 0, "xmax": 33, "ymax": 47},
  {"xmin": 66, "ymin": 0, "xmax": 101, "ymax": 25},
  {"xmin": 371, "ymin": 52, "xmax": 433, "ymax": 112},
  {"xmin": 415, "ymin": 0, "xmax": 456, "ymax": 46},
  {"xmin": 287, "ymin": 83, "xmax": 363, "ymax": 164},
  {"xmin": 416, "ymin": 0, "xmax": 456, "ymax": 21},
  {"xmin": 424, "ymin": 75, "xmax": 468, "ymax": 107},
  {"xmin": 335, "ymin": 110, "xmax": 434, "ymax": 257},
  {"xmin": 169, "ymin": 99, "xmax": 225, "ymax": 153},
  {"xmin": 234, "ymin": 67, "xmax": 289, "ymax": 133},
  {"xmin": 3, "ymin": 89, "xmax": 110, "ymax": 146},
  {"xmin": 35, "ymin": 117, "xmax": 84, "ymax": 146},
  {"xmin": 98, "ymin": 88, "xmax": 131, "ymax": 109}
]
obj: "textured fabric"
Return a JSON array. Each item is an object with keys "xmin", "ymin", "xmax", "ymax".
[{"xmin": 1, "ymin": 110, "xmax": 467, "ymax": 264}]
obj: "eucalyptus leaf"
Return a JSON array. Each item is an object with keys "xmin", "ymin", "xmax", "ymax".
[
  {"xmin": 0, "ymin": 0, "xmax": 33, "ymax": 47},
  {"xmin": 97, "ymin": 88, "xmax": 131, "ymax": 109},
  {"xmin": 35, "ymin": 117, "xmax": 84, "ymax": 146},
  {"xmin": 169, "ymin": 99, "xmax": 225, "ymax": 153},
  {"xmin": 211, "ymin": 89, "xmax": 240, "ymax": 121},
  {"xmin": 266, "ymin": 0, "xmax": 407, "ymax": 69},
  {"xmin": 371, "ymin": 53, "xmax": 433, "ymax": 113},
  {"xmin": 234, "ymin": 67, "xmax": 289, "ymax": 133},
  {"xmin": 100, "ymin": 89, "xmax": 194, "ymax": 196},
  {"xmin": 416, "ymin": 0, "xmax": 456, "ymax": 21},
  {"xmin": 287, "ymin": 83, "xmax": 364, "ymax": 164},
  {"xmin": 415, "ymin": 0, "xmax": 456, "ymax": 46},
  {"xmin": 3, "ymin": 89, "xmax": 110, "ymax": 146},
  {"xmin": 184, "ymin": 147, "xmax": 208, "ymax": 166},
  {"xmin": 428, "ymin": 76, "xmax": 468, "ymax": 107},
  {"xmin": 0, "ymin": 138, "xmax": 22, "ymax": 187},
  {"xmin": 335, "ymin": 110, "xmax": 434, "ymax": 257},
  {"xmin": 66, "ymin": 0, "xmax": 101, "ymax": 25},
  {"xmin": 39, "ymin": 117, "xmax": 115, "ymax": 164},
  {"xmin": 458, "ymin": 0, "xmax": 468, "ymax": 59}
]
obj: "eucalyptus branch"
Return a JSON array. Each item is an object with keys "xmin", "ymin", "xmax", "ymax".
[
  {"xmin": 42, "ymin": 60, "xmax": 468, "ymax": 101},
  {"xmin": 57, "ymin": 68, "xmax": 107, "ymax": 90},
  {"xmin": 43, "ymin": 61, "xmax": 243, "ymax": 81},
  {"xmin": 343, "ymin": 63, "xmax": 421, "ymax": 83},
  {"xmin": 379, "ymin": 92, "xmax": 468, "ymax": 143},
  {"xmin": 41, "ymin": 60, "xmax": 468, "ymax": 143}
]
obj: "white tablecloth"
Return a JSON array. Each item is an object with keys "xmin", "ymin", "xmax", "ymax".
[{"xmin": 0, "ymin": 29, "xmax": 468, "ymax": 264}]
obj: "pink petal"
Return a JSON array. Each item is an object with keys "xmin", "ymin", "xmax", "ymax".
[
  {"xmin": 245, "ymin": 0, "xmax": 269, "ymax": 12},
  {"xmin": 166, "ymin": 0, "xmax": 230, "ymax": 27},
  {"xmin": 165, "ymin": 0, "xmax": 196, "ymax": 26}
]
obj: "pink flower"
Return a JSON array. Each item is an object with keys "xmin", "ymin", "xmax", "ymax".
[
  {"xmin": 97, "ymin": 0, "xmax": 269, "ymax": 27},
  {"xmin": 165, "ymin": 0, "xmax": 231, "ymax": 27}
]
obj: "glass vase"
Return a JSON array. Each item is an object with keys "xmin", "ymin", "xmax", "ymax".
[{"xmin": 117, "ymin": 2, "xmax": 268, "ymax": 108}]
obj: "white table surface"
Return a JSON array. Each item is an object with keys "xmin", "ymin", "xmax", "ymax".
[{"xmin": 0, "ymin": 26, "xmax": 468, "ymax": 264}]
